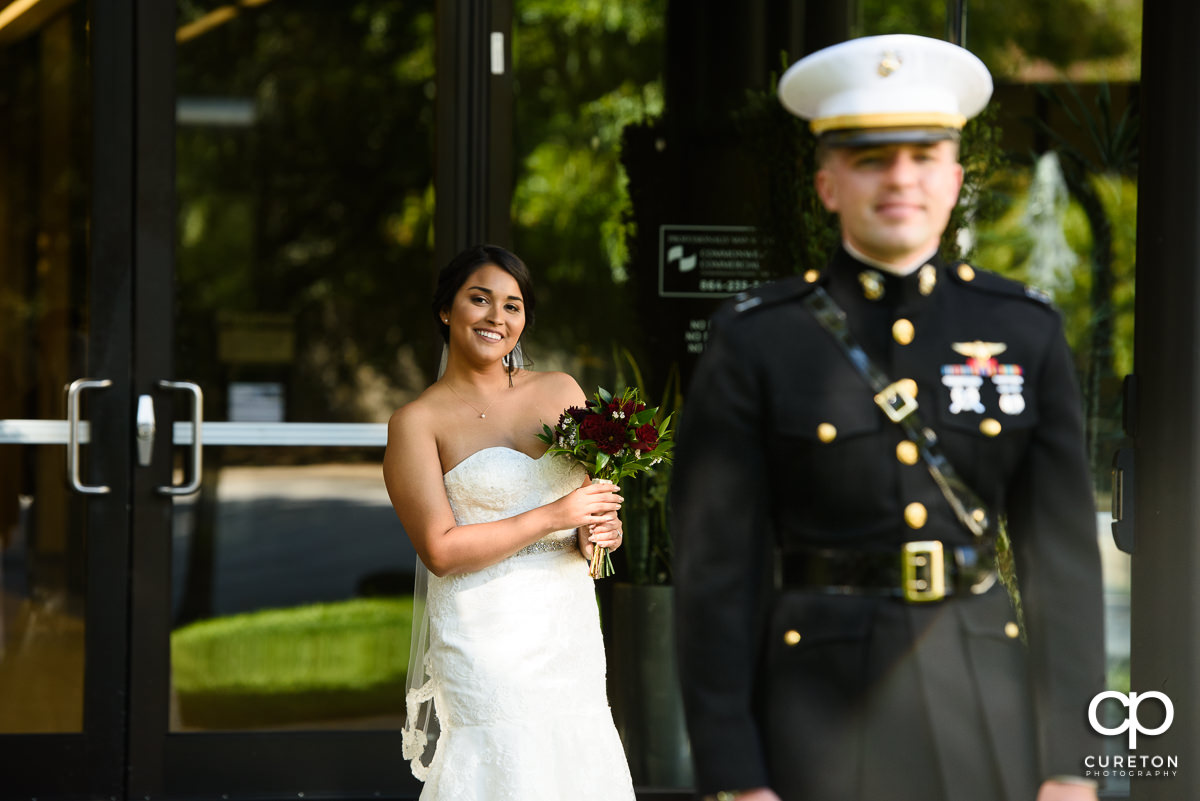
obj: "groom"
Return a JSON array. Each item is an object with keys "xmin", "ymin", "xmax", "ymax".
[{"xmin": 671, "ymin": 34, "xmax": 1106, "ymax": 801}]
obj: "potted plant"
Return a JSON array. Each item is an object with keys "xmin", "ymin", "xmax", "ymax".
[{"xmin": 606, "ymin": 347, "xmax": 694, "ymax": 788}]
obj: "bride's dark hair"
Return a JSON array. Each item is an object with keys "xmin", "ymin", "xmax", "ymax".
[{"xmin": 432, "ymin": 244, "xmax": 536, "ymax": 376}]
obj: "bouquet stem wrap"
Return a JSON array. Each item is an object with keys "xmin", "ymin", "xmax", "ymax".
[{"xmin": 589, "ymin": 540, "xmax": 614, "ymax": 579}]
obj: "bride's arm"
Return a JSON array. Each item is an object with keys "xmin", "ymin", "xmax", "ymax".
[{"xmin": 383, "ymin": 402, "xmax": 621, "ymax": 577}]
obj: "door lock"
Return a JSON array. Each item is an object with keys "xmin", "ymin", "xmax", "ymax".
[{"xmin": 136, "ymin": 394, "xmax": 156, "ymax": 466}]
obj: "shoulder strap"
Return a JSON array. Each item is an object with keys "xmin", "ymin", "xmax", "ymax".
[{"xmin": 803, "ymin": 286, "xmax": 993, "ymax": 541}]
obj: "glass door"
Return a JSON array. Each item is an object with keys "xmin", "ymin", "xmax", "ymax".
[
  {"xmin": 0, "ymin": 0, "xmax": 132, "ymax": 795},
  {"xmin": 126, "ymin": 1, "xmax": 441, "ymax": 796}
]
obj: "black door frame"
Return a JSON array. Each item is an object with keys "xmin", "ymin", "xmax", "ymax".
[
  {"xmin": 1, "ymin": 0, "xmax": 133, "ymax": 796},
  {"xmin": 1129, "ymin": 0, "xmax": 1200, "ymax": 796},
  {"xmin": 122, "ymin": 1, "xmax": 511, "ymax": 798},
  {"xmin": 435, "ymin": 0, "xmax": 514, "ymax": 264}
]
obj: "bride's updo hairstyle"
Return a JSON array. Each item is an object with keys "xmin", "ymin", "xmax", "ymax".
[{"xmin": 432, "ymin": 244, "xmax": 536, "ymax": 375}]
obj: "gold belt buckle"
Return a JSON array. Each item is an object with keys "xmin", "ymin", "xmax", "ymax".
[
  {"xmin": 902, "ymin": 540, "xmax": 946, "ymax": 603},
  {"xmin": 874, "ymin": 381, "xmax": 918, "ymax": 423}
]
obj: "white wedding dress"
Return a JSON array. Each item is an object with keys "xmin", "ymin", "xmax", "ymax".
[{"xmin": 406, "ymin": 446, "xmax": 635, "ymax": 801}]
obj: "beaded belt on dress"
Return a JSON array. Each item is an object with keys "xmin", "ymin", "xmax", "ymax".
[{"xmin": 515, "ymin": 532, "xmax": 578, "ymax": 557}]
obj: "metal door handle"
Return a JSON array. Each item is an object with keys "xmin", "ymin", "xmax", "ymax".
[
  {"xmin": 66, "ymin": 378, "xmax": 113, "ymax": 494},
  {"xmin": 158, "ymin": 380, "xmax": 204, "ymax": 496}
]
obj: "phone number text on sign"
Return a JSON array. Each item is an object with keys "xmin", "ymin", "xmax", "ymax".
[{"xmin": 697, "ymin": 279, "xmax": 764, "ymax": 294}]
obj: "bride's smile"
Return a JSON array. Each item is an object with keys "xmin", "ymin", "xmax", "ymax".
[{"xmin": 443, "ymin": 263, "xmax": 526, "ymax": 363}]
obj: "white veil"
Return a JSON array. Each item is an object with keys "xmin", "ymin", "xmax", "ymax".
[
  {"xmin": 402, "ymin": 559, "xmax": 437, "ymax": 779},
  {"xmin": 402, "ymin": 339, "xmax": 527, "ymax": 779},
  {"xmin": 401, "ymin": 346, "xmax": 445, "ymax": 780}
]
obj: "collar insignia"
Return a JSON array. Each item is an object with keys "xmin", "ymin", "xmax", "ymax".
[
  {"xmin": 859, "ymin": 270, "xmax": 885, "ymax": 301},
  {"xmin": 919, "ymin": 263, "xmax": 937, "ymax": 296}
]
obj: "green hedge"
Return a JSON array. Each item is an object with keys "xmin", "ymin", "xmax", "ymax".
[{"xmin": 171, "ymin": 597, "xmax": 413, "ymax": 728}]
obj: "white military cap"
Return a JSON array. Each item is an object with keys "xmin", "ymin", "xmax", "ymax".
[{"xmin": 777, "ymin": 34, "xmax": 993, "ymax": 147}]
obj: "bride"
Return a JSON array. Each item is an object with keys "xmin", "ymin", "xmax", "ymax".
[{"xmin": 382, "ymin": 244, "xmax": 636, "ymax": 800}]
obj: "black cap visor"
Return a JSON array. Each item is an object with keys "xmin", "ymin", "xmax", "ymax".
[{"xmin": 819, "ymin": 125, "xmax": 961, "ymax": 148}]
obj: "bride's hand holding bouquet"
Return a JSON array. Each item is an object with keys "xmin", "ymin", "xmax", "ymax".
[
  {"xmin": 546, "ymin": 478, "xmax": 625, "ymax": 547},
  {"xmin": 538, "ymin": 386, "xmax": 675, "ymax": 578},
  {"xmin": 578, "ymin": 475, "xmax": 625, "ymax": 566}
]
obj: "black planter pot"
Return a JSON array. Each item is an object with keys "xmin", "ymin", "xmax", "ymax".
[{"xmin": 610, "ymin": 582, "xmax": 694, "ymax": 789}]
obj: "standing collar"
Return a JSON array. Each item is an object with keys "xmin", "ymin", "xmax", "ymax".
[
  {"xmin": 842, "ymin": 241, "xmax": 939, "ymax": 276},
  {"xmin": 829, "ymin": 245, "xmax": 944, "ymax": 307}
]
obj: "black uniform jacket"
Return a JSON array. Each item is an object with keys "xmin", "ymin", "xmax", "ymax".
[{"xmin": 672, "ymin": 247, "xmax": 1106, "ymax": 801}]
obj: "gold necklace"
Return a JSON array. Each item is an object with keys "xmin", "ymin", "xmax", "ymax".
[{"xmin": 443, "ymin": 381, "xmax": 504, "ymax": 419}]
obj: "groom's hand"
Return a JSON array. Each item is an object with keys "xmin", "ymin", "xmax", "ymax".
[
  {"xmin": 1036, "ymin": 780, "xmax": 1099, "ymax": 801},
  {"xmin": 705, "ymin": 790, "xmax": 781, "ymax": 801}
]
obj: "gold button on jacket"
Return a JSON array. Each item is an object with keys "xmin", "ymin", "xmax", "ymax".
[{"xmin": 896, "ymin": 440, "xmax": 920, "ymax": 465}]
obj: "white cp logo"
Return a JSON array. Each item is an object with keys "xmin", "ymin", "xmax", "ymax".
[{"xmin": 1088, "ymin": 691, "xmax": 1174, "ymax": 749}]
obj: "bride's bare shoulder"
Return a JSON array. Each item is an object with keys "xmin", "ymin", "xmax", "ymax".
[
  {"xmin": 517, "ymin": 370, "xmax": 586, "ymax": 408},
  {"xmin": 387, "ymin": 385, "xmax": 444, "ymax": 436}
]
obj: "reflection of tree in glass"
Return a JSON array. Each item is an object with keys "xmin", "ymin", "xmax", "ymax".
[
  {"xmin": 859, "ymin": 0, "xmax": 1138, "ymax": 80},
  {"xmin": 175, "ymin": 1, "xmax": 438, "ymax": 427},
  {"xmin": 1025, "ymin": 84, "xmax": 1138, "ymax": 480},
  {"xmin": 511, "ymin": 0, "xmax": 665, "ymax": 386}
]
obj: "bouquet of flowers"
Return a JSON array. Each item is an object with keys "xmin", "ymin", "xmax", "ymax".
[{"xmin": 538, "ymin": 386, "xmax": 675, "ymax": 578}]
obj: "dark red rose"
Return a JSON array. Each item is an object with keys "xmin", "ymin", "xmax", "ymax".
[
  {"xmin": 566, "ymin": 405, "xmax": 589, "ymax": 423},
  {"xmin": 633, "ymin": 423, "xmax": 659, "ymax": 452},
  {"xmin": 578, "ymin": 413, "xmax": 606, "ymax": 441},
  {"xmin": 581, "ymin": 415, "xmax": 627, "ymax": 455}
]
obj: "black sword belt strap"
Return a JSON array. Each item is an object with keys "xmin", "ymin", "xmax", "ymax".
[{"xmin": 803, "ymin": 285, "xmax": 993, "ymax": 540}]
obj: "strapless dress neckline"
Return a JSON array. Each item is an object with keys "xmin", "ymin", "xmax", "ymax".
[{"xmin": 443, "ymin": 445, "xmax": 549, "ymax": 478}]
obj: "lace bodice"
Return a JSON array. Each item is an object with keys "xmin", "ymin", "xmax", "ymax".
[{"xmin": 442, "ymin": 447, "xmax": 585, "ymax": 554}]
